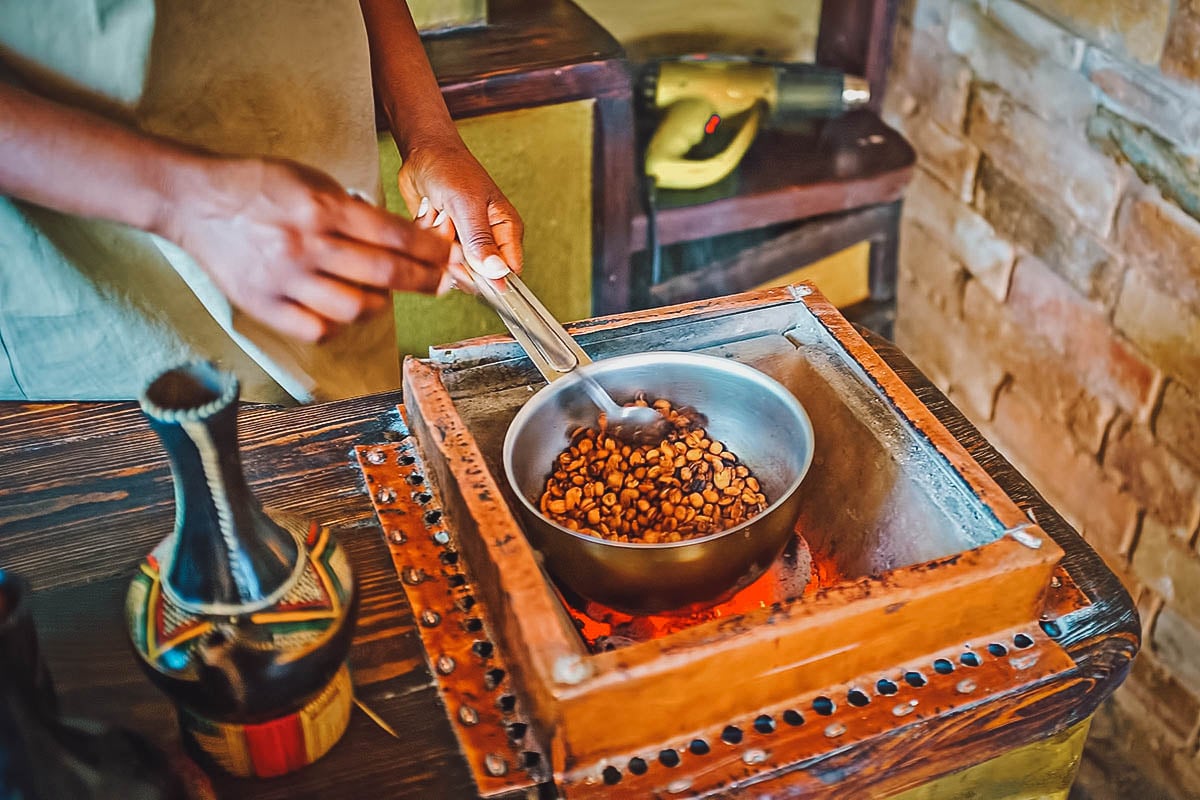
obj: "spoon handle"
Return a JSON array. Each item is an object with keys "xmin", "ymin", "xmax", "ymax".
[{"xmin": 470, "ymin": 269, "xmax": 593, "ymax": 382}]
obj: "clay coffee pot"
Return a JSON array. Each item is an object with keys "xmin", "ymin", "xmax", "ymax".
[{"xmin": 124, "ymin": 362, "xmax": 359, "ymax": 778}]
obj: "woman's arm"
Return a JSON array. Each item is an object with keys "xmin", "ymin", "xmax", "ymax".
[
  {"xmin": 359, "ymin": 0, "xmax": 524, "ymax": 280},
  {"xmin": 0, "ymin": 81, "xmax": 451, "ymax": 342},
  {"xmin": 0, "ymin": 80, "xmax": 189, "ymax": 235}
]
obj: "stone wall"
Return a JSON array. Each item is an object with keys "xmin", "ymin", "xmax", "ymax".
[{"xmin": 885, "ymin": 1, "xmax": 1200, "ymax": 797}]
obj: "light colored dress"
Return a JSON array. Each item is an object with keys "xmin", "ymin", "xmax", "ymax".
[{"xmin": 0, "ymin": 0, "xmax": 398, "ymax": 403}]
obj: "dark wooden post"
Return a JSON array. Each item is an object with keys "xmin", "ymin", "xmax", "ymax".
[{"xmin": 816, "ymin": 0, "xmax": 900, "ymax": 113}]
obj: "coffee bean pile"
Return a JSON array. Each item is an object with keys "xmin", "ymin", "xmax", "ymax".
[{"xmin": 538, "ymin": 396, "xmax": 769, "ymax": 543}]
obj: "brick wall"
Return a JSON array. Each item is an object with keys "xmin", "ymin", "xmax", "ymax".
[{"xmin": 885, "ymin": 1, "xmax": 1200, "ymax": 797}]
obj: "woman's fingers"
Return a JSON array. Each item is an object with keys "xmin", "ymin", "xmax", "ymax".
[
  {"xmin": 332, "ymin": 194, "xmax": 450, "ymax": 268},
  {"xmin": 437, "ymin": 243, "xmax": 478, "ymax": 296},
  {"xmin": 449, "ymin": 260, "xmax": 476, "ymax": 292},
  {"xmin": 260, "ymin": 297, "xmax": 335, "ymax": 343},
  {"xmin": 488, "ymin": 200, "xmax": 525, "ymax": 274},
  {"xmin": 317, "ymin": 235, "xmax": 444, "ymax": 293},
  {"xmin": 496, "ymin": 236, "xmax": 522, "ymax": 278},
  {"xmin": 285, "ymin": 272, "xmax": 390, "ymax": 324},
  {"xmin": 442, "ymin": 195, "xmax": 511, "ymax": 279}
]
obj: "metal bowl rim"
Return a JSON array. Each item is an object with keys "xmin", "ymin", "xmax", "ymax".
[{"xmin": 502, "ymin": 351, "xmax": 815, "ymax": 551}]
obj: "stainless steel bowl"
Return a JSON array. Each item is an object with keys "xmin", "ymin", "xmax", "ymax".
[{"xmin": 502, "ymin": 351, "xmax": 815, "ymax": 614}]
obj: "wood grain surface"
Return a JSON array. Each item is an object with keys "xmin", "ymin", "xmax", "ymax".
[
  {"xmin": 0, "ymin": 328, "xmax": 1136, "ymax": 799},
  {"xmin": 0, "ymin": 393, "xmax": 481, "ymax": 799}
]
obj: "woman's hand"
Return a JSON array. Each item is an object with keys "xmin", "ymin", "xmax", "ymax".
[
  {"xmin": 164, "ymin": 156, "xmax": 452, "ymax": 342},
  {"xmin": 396, "ymin": 137, "xmax": 524, "ymax": 282},
  {"xmin": 0, "ymin": 79, "xmax": 461, "ymax": 346},
  {"xmin": 358, "ymin": 0, "xmax": 523, "ymax": 287}
]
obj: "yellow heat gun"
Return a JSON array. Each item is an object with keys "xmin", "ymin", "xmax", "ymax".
[{"xmin": 641, "ymin": 57, "xmax": 871, "ymax": 191}]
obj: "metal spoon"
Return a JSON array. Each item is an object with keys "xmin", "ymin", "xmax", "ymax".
[
  {"xmin": 563, "ymin": 367, "xmax": 672, "ymax": 444},
  {"xmin": 469, "ymin": 270, "xmax": 672, "ymax": 444}
]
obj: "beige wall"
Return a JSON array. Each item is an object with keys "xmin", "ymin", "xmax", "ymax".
[
  {"xmin": 573, "ymin": 0, "xmax": 820, "ymax": 61},
  {"xmin": 408, "ymin": 0, "xmax": 485, "ymax": 33}
]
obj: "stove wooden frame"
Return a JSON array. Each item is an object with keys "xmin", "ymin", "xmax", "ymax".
[{"xmin": 357, "ymin": 285, "xmax": 1122, "ymax": 798}]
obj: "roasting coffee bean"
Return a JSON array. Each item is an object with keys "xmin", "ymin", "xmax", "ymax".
[{"xmin": 538, "ymin": 395, "xmax": 768, "ymax": 543}]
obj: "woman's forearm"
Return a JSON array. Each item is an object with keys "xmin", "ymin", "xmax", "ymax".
[
  {"xmin": 358, "ymin": 0, "xmax": 460, "ymax": 156},
  {"xmin": 0, "ymin": 78, "xmax": 454, "ymax": 343},
  {"xmin": 0, "ymin": 81, "xmax": 211, "ymax": 237},
  {"xmin": 358, "ymin": 2, "xmax": 524, "ymax": 278}
]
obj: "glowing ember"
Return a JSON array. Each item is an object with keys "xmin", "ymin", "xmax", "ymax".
[{"xmin": 560, "ymin": 531, "xmax": 847, "ymax": 652}]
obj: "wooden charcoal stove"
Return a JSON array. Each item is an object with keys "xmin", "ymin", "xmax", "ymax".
[{"xmin": 355, "ymin": 285, "xmax": 1119, "ymax": 799}]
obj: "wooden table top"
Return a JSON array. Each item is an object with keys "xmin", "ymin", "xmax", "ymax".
[{"xmin": 0, "ymin": 333, "xmax": 1138, "ymax": 799}]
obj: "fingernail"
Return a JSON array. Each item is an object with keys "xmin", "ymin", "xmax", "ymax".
[
  {"xmin": 432, "ymin": 209, "xmax": 448, "ymax": 227},
  {"xmin": 477, "ymin": 255, "xmax": 511, "ymax": 279},
  {"xmin": 416, "ymin": 197, "xmax": 430, "ymax": 219}
]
